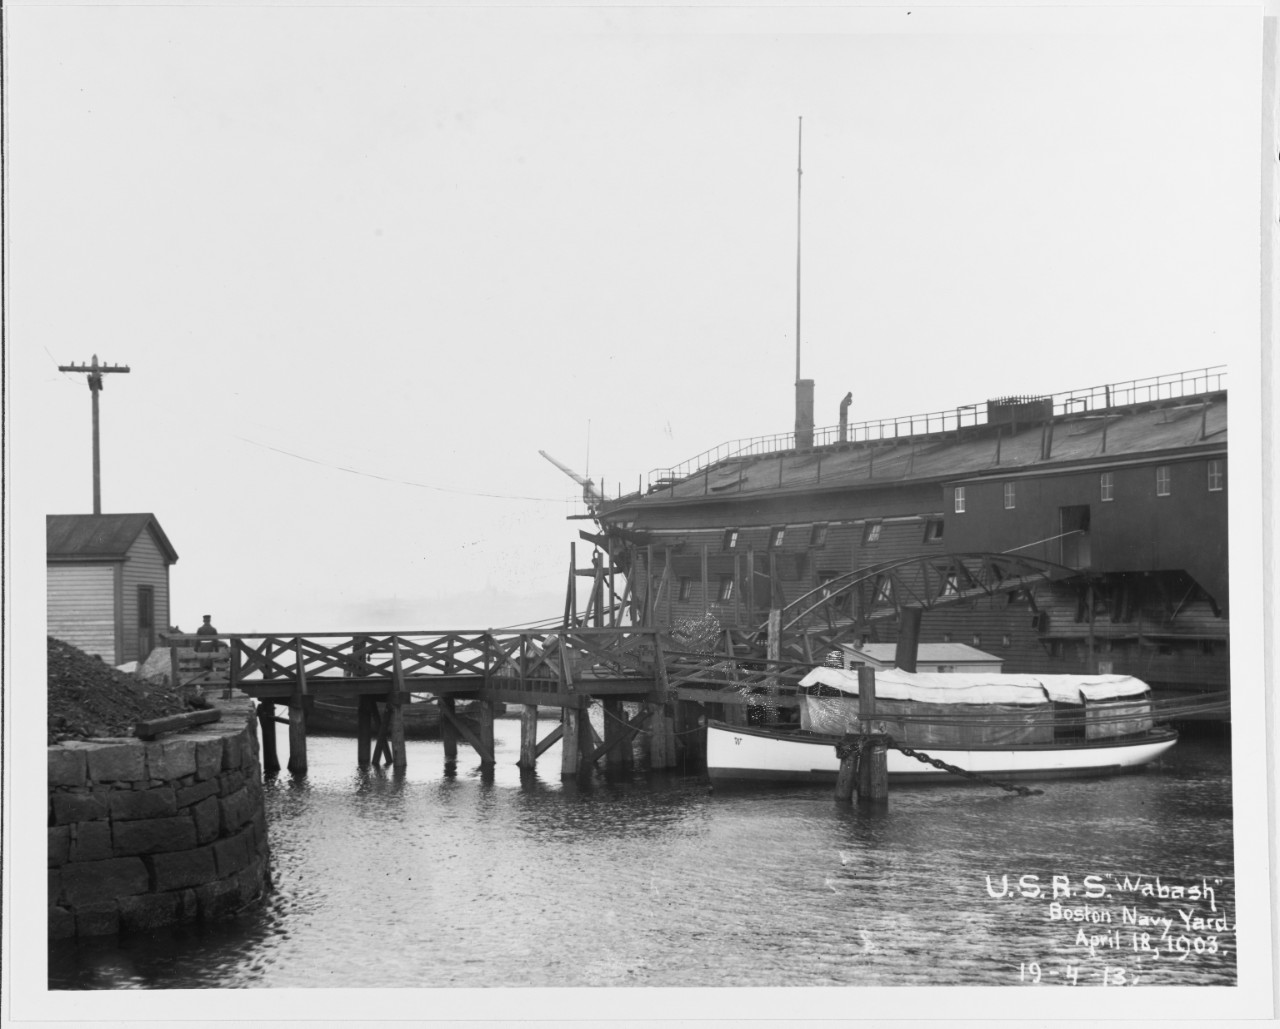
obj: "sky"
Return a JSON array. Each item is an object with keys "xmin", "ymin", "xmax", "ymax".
[{"xmin": 7, "ymin": 3, "xmax": 1262, "ymax": 636}]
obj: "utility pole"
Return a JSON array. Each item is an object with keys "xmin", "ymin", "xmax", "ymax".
[{"xmin": 57, "ymin": 354, "xmax": 131, "ymax": 514}]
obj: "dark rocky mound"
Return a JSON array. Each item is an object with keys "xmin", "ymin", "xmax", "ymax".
[{"xmin": 47, "ymin": 637, "xmax": 191, "ymax": 745}]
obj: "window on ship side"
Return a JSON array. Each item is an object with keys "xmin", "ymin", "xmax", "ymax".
[
  {"xmin": 718, "ymin": 576, "xmax": 734, "ymax": 602},
  {"xmin": 1207, "ymin": 459, "xmax": 1224, "ymax": 492},
  {"xmin": 1156, "ymin": 465, "xmax": 1171, "ymax": 497},
  {"xmin": 809, "ymin": 522, "xmax": 828, "ymax": 547},
  {"xmin": 678, "ymin": 577, "xmax": 692, "ymax": 602},
  {"xmin": 954, "ymin": 486, "xmax": 966, "ymax": 513},
  {"xmin": 1100, "ymin": 471, "xmax": 1114, "ymax": 502},
  {"xmin": 769, "ymin": 526, "xmax": 786, "ymax": 549},
  {"xmin": 923, "ymin": 518, "xmax": 944, "ymax": 543},
  {"xmin": 862, "ymin": 521, "xmax": 882, "ymax": 544},
  {"xmin": 1003, "ymin": 482, "xmax": 1016, "ymax": 510},
  {"xmin": 722, "ymin": 528, "xmax": 739, "ymax": 551}
]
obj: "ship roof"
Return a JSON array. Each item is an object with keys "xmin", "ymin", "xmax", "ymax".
[{"xmin": 604, "ymin": 386, "xmax": 1226, "ymax": 513}]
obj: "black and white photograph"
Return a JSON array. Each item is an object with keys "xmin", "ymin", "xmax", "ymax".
[{"xmin": 2, "ymin": 0, "xmax": 1277, "ymax": 1022}]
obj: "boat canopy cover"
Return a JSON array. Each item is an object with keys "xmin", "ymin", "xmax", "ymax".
[{"xmin": 798, "ymin": 667, "xmax": 1150, "ymax": 706}]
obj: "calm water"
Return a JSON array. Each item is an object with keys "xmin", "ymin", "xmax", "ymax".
[{"xmin": 49, "ymin": 720, "xmax": 1236, "ymax": 988}]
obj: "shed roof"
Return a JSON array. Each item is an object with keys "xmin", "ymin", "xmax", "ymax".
[
  {"xmin": 46, "ymin": 514, "xmax": 179, "ymax": 564},
  {"xmin": 844, "ymin": 643, "xmax": 1002, "ymax": 664}
]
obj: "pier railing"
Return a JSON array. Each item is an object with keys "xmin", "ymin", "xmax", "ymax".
[{"xmin": 645, "ymin": 365, "xmax": 1227, "ymax": 491}]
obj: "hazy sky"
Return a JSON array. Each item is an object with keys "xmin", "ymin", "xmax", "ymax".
[{"xmin": 9, "ymin": 3, "xmax": 1260, "ymax": 634}]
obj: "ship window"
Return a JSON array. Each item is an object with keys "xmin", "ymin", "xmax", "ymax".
[
  {"xmin": 769, "ymin": 526, "xmax": 786, "ymax": 549},
  {"xmin": 1207, "ymin": 459, "xmax": 1224, "ymax": 492},
  {"xmin": 862, "ymin": 521, "xmax": 882, "ymax": 544},
  {"xmin": 1156, "ymin": 465, "xmax": 1171, "ymax": 497},
  {"xmin": 722, "ymin": 528, "xmax": 739, "ymax": 551},
  {"xmin": 923, "ymin": 519, "xmax": 944, "ymax": 543},
  {"xmin": 1100, "ymin": 471, "xmax": 1114, "ymax": 502},
  {"xmin": 809, "ymin": 523, "xmax": 828, "ymax": 547},
  {"xmin": 971, "ymin": 634, "xmax": 982, "ymax": 647},
  {"xmin": 678, "ymin": 577, "xmax": 692, "ymax": 602},
  {"xmin": 954, "ymin": 487, "xmax": 966, "ymax": 514},
  {"xmin": 1003, "ymin": 482, "xmax": 1016, "ymax": 509},
  {"xmin": 717, "ymin": 576, "xmax": 734, "ymax": 602}
]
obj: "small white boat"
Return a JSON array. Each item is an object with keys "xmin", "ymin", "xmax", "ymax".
[{"xmin": 706, "ymin": 667, "xmax": 1178, "ymax": 785}]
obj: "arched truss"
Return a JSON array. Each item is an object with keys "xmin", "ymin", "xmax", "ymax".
[{"xmin": 761, "ymin": 552, "xmax": 1082, "ymax": 659}]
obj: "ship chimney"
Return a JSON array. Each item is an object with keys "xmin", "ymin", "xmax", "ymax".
[
  {"xmin": 795, "ymin": 379, "xmax": 815, "ymax": 448},
  {"xmin": 839, "ymin": 391, "xmax": 853, "ymax": 442}
]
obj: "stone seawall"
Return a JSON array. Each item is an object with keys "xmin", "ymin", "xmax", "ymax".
[{"xmin": 48, "ymin": 697, "xmax": 270, "ymax": 939}]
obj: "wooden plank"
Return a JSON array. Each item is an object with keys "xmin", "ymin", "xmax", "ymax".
[
  {"xmin": 133, "ymin": 707, "xmax": 221, "ymax": 740},
  {"xmin": 439, "ymin": 706, "xmax": 493, "ymax": 764},
  {"xmin": 534, "ymin": 722, "xmax": 564, "ymax": 759}
]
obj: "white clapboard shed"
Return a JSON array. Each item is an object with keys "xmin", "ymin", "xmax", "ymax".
[{"xmin": 46, "ymin": 513, "xmax": 179, "ymax": 665}]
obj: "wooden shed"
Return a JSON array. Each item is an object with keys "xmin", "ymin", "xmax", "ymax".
[{"xmin": 46, "ymin": 513, "xmax": 179, "ymax": 666}]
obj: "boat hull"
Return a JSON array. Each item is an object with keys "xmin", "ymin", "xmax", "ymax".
[
  {"xmin": 706, "ymin": 720, "xmax": 1179, "ymax": 785},
  {"xmin": 306, "ymin": 697, "xmax": 443, "ymax": 739}
]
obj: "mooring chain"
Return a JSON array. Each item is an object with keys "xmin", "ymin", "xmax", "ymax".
[{"xmin": 888, "ymin": 737, "xmax": 1044, "ymax": 797}]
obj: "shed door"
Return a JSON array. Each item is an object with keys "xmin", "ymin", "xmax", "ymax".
[
  {"xmin": 1059, "ymin": 505, "xmax": 1092, "ymax": 568},
  {"xmin": 137, "ymin": 585, "xmax": 155, "ymax": 662}
]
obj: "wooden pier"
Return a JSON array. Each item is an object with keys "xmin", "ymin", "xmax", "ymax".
[{"xmin": 166, "ymin": 627, "xmax": 797, "ymax": 777}]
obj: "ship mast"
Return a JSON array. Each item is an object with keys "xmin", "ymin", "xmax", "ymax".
[{"xmin": 795, "ymin": 115, "xmax": 803, "ymax": 384}]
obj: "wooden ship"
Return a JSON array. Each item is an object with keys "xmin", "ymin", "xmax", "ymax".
[{"xmin": 564, "ymin": 366, "xmax": 1229, "ymax": 715}]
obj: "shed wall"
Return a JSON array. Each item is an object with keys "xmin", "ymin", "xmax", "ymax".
[{"xmin": 47, "ymin": 564, "xmax": 118, "ymax": 664}]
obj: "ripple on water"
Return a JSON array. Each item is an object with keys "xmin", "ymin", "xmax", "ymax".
[{"xmin": 48, "ymin": 728, "xmax": 1236, "ymax": 988}]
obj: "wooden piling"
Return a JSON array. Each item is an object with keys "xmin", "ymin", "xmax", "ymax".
[
  {"xmin": 603, "ymin": 698, "xmax": 629, "ymax": 772},
  {"xmin": 518, "ymin": 704, "xmax": 539, "ymax": 769},
  {"xmin": 857, "ymin": 666, "xmax": 888, "ymax": 803},
  {"xmin": 440, "ymin": 696, "xmax": 459, "ymax": 769},
  {"xmin": 257, "ymin": 701, "xmax": 280, "ymax": 774},
  {"xmin": 287, "ymin": 641, "xmax": 308, "ymax": 775},
  {"xmin": 357, "ymin": 695, "xmax": 374, "ymax": 767},
  {"xmin": 477, "ymin": 700, "xmax": 496, "ymax": 769},
  {"xmin": 561, "ymin": 702, "xmax": 582, "ymax": 777},
  {"xmin": 834, "ymin": 739, "xmax": 857, "ymax": 802},
  {"xmin": 389, "ymin": 641, "xmax": 408, "ymax": 772},
  {"xmin": 287, "ymin": 701, "xmax": 307, "ymax": 776}
]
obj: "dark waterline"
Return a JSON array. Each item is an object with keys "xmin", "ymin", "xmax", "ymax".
[{"xmin": 50, "ymin": 722, "xmax": 1235, "ymax": 988}]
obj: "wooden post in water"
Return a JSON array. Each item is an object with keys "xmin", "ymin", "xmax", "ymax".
[
  {"xmin": 477, "ymin": 701, "xmax": 496, "ymax": 770},
  {"xmin": 834, "ymin": 737, "xmax": 857, "ymax": 802},
  {"xmin": 602, "ymin": 697, "xmax": 628, "ymax": 772},
  {"xmin": 518, "ymin": 705, "xmax": 539, "ymax": 769},
  {"xmin": 288, "ymin": 641, "xmax": 308, "ymax": 776},
  {"xmin": 561, "ymin": 700, "xmax": 585, "ymax": 777},
  {"xmin": 440, "ymin": 695, "xmax": 459, "ymax": 770},
  {"xmin": 389, "ymin": 639, "xmax": 407, "ymax": 772},
  {"xmin": 357, "ymin": 695, "xmax": 374, "ymax": 767},
  {"xmin": 257, "ymin": 701, "xmax": 280, "ymax": 774},
  {"xmin": 857, "ymin": 665, "xmax": 888, "ymax": 803}
]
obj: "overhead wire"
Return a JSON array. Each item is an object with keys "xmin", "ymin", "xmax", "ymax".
[{"xmin": 234, "ymin": 434, "xmax": 576, "ymax": 503}]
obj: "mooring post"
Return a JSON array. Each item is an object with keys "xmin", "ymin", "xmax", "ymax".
[
  {"xmin": 440, "ymin": 695, "xmax": 459, "ymax": 770},
  {"xmin": 288, "ymin": 641, "xmax": 308, "ymax": 776},
  {"xmin": 857, "ymin": 665, "xmax": 888, "ymax": 803},
  {"xmin": 834, "ymin": 736, "xmax": 857, "ymax": 802},
  {"xmin": 357, "ymin": 695, "xmax": 374, "ymax": 767},
  {"xmin": 389, "ymin": 639, "xmax": 408, "ymax": 773},
  {"xmin": 257, "ymin": 701, "xmax": 280, "ymax": 775},
  {"xmin": 518, "ymin": 704, "xmax": 539, "ymax": 769}
]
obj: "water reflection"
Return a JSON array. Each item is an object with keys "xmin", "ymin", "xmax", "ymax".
[{"xmin": 49, "ymin": 723, "xmax": 1235, "ymax": 989}]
